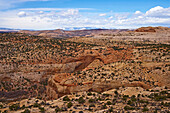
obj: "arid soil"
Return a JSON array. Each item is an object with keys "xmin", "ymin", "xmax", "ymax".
[{"xmin": 0, "ymin": 26, "xmax": 169, "ymax": 113}]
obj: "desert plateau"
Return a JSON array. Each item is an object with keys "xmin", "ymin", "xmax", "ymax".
[{"xmin": 0, "ymin": 26, "xmax": 169, "ymax": 113}]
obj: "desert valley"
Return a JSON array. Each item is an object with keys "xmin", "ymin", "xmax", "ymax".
[{"xmin": 0, "ymin": 26, "xmax": 169, "ymax": 113}]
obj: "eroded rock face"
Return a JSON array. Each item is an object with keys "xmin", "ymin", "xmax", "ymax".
[
  {"xmin": 47, "ymin": 74, "xmax": 122, "ymax": 99},
  {"xmin": 63, "ymin": 48, "xmax": 132, "ymax": 71},
  {"xmin": 59, "ymin": 62, "xmax": 82, "ymax": 73},
  {"xmin": 46, "ymin": 48, "xmax": 133, "ymax": 99},
  {"xmin": 47, "ymin": 73, "xmax": 153, "ymax": 99},
  {"xmin": 135, "ymin": 26, "xmax": 170, "ymax": 32},
  {"xmin": 64, "ymin": 55, "xmax": 98, "ymax": 71}
]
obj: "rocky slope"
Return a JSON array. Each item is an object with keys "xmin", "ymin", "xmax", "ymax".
[
  {"xmin": 0, "ymin": 29, "xmax": 169, "ymax": 113},
  {"xmin": 47, "ymin": 59, "xmax": 169, "ymax": 99}
]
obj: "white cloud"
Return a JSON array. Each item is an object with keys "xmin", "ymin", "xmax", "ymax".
[
  {"xmin": 61, "ymin": 9, "xmax": 79, "ymax": 16},
  {"xmin": 38, "ymin": 11, "xmax": 44, "ymax": 14},
  {"xmin": 99, "ymin": 13, "xmax": 106, "ymax": 16},
  {"xmin": 135, "ymin": 11, "xmax": 142, "ymax": 15},
  {"xmin": 108, "ymin": 16, "xmax": 113, "ymax": 19},
  {"xmin": 146, "ymin": 6, "xmax": 170, "ymax": 18},
  {"xmin": 17, "ymin": 11, "xmax": 27, "ymax": 17},
  {"xmin": 146, "ymin": 6, "xmax": 164, "ymax": 15},
  {"xmin": 0, "ymin": 6, "xmax": 170, "ymax": 30},
  {"xmin": 115, "ymin": 13, "xmax": 129, "ymax": 20}
]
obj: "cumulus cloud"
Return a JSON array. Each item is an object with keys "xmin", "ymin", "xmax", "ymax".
[
  {"xmin": 115, "ymin": 13, "xmax": 129, "ymax": 20},
  {"xmin": 99, "ymin": 13, "xmax": 106, "ymax": 16},
  {"xmin": 61, "ymin": 9, "xmax": 79, "ymax": 16},
  {"xmin": 135, "ymin": 11, "xmax": 142, "ymax": 15},
  {"xmin": 17, "ymin": 11, "xmax": 27, "ymax": 17},
  {"xmin": 0, "ymin": 6, "xmax": 170, "ymax": 30},
  {"xmin": 38, "ymin": 11, "xmax": 44, "ymax": 14},
  {"xmin": 108, "ymin": 16, "xmax": 113, "ymax": 19},
  {"xmin": 146, "ymin": 6, "xmax": 164, "ymax": 15},
  {"xmin": 145, "ymin": 6, "xmax": 170, "ymax": 18}
]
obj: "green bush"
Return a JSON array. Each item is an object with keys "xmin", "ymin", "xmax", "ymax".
[
  {"xmin": 89, "ymin": 104, "xmax": 95, "ymax": 107},
  {"xmin": 9, "ymin": 104, "xmax": 20, "ymax": 111},
  {"xmin": 55, "ymin": 106, "xmax": 61, "ymax": 113},
  {"xmin": 21, "ymin": 109, "xmax": 30, "ymax": 113},
  {"xmin": 114, "ymin": 91, "xmax": 118, "ymax": 95},
  {"xmin": 78, "ymin": 97, "xmax": 85, "ymax": 104},
  {"xmin": 139, "ymin": 100, "xmax": 148, "ymax": 104},
  {"xmin": 124, "ymin": 105, "xmax": 135, "ymax": 110},
  {"xmin": 63, "ymin": 96, "xmax": 70, "ymax": 101},
  {"xmin": 67, "ymin": 102, "xmax": 73, "ymax": 108},
  {"xmin": 87, "ymin": 92, "xmax": 92, "ymax": 96},
  {"xmin": 33, "ymin": 103, "xmax": 40, "ymax": 107},
  {"xmin": 102, "ymin": 104, "xmax": 107, "ymax": 109},
  {"xmin": 0, "ymin": 105, "xmax": 3, "ymax": 109},
  {"xmin": 127, "ymin": 100, "xmax": 133, "ymax": 105},
  {"xmin": 103, "ymin": 93, "xmax": 110, "ymax": 97},
  {"xmin": 39, "ymin": 107, "xmax": 45, "ymax": 113},
  {"xmin": 142, "ymin": 107, "xmax": 149, "ymax": 112},
  {"xmin": 108, "ymin": 107, "xmax": 113, "ymax": 112},
  {"xmin": 123, "ymin": 95, "xmax": 129, "ymax": 101},
  {"xmin": 88, "ymin": 99, "xmax": 95, "ymax": 103},
  {"xmin": 106, "ymin": 101, "xmax": 112, "ymax": 105}
]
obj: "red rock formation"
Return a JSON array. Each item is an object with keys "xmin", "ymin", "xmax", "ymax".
[
  {"xmin": 135, "ymin": 27, "xmax": 156, "ymax": 32},
  {"xmin": 123, "ymin": 82, "xmax": 152, "ymax": 89},
  {"xmin": 135, "ymin": 26, "xmax": 170, "ymax": 32},
  {"xmin": 46, "ymin": 47, "xmax": 133, "ymax": 99},
  {"xmin": 63, "ymin": 48, "xmax": 132, "ymax": 71}
]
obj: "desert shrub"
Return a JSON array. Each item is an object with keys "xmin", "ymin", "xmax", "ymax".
[
  {"xmin": 97, "ymin": 97, "xmax": 102, "ymax": 101},
  {"xmin": 78, "ymin": 97, "xmax": 85, "ymax": 104},
  {"xmin": 139, "ymin": 100, "xmax": 148, "ymax": 104},
  {"xmin": 123, "ymin": 95, "xmax": 129, "ymax": 101},
  {"xmin": 161, "ymin": 102, "xmax": 170, "ymax": 107},
  {"xmin": 102, "ymin": 104, "xmax": 107, "ymax": 109},
  {"xmin": 87, "ymin": 92, "xmax": 92, "ymax": 96},
  {"xmin": 9, "ymin": 104, "xmax": 20, "ymax": 111},
  {"xmin": 137, "ymin": 94, "xmax": 141, "ymax": 97},
  {"xmin": 155, "ymin": 67, "xmax": 161, "ymax": 70},
  {"xmin": 103, "ymin": 93, "xmax": 110, "ymax": 97},
  {"xmin": 89, "ymin": 104, "xmax": 95, "ymax": 107},
  {"xmin": 33, "ymin": 103, "xmax": 40, "ymax": 107},
  {"xmin": 127, "ymin": 100, "xmax": 132, "ymax": 105},
  {"xmin": 67, "ymin": 102, "xmax": 73, "ymax": 108},
  {"xmin": 55, "ymin": 106, "xmax": 61, "ymax": 113},
  {"xmin": 63, "ymin": 96, "xmax": 70, "ymax": 101},
  {"xmin": 106, "ymin": 101, "xmax": 112, "ymax": 105},
  {"xmin": 39, "ymin": 107, "xmax": 45, "ymax": 113},
  {"xmin": 131, "ymin": 95, "xmax": 137, "ymax": 101},
  {"xmin": 88, "ymin": 99, "xmax": 95, "ymax": 103},
  {"xmin": 160, "ymin": 91, "xmax": 168, "ymax": 94},
  {"xmin": 114, "ymin": 90, "xmax": 118, "ymax": 95},
  {"xmin": 0, "ymin": 105, "xmax": 3, "ymax": 109},
  {"xmin": 108, "ymin": 107, "xmax": 113, "ymax": 112},
  {"xmin": 124, "ymin": 105, "xmax": 135, "ymax": 110},
  {"xmin": 142, "ymin": 107, "xmax": 149, "ymax": 112},
  {"xmin": 3, "ymin": 110, "xmax": 8, "ymax": 113}
]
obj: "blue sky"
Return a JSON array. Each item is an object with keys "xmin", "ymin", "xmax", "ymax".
[{"xmin": 0, "ymin": 0, "xmax": 170, "ymax": 30}]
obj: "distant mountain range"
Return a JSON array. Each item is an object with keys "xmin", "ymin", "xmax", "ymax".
[
  {"xmin": 0, "ymin": 28, "xmax": 19, "ymax": 33},
  {"xmin": 0, "ymin": 27, "xmax": 110, "ymax": 32},
  {"xmin": 62, "ymin": 27, "xmax": 109, "ymax": 31}
]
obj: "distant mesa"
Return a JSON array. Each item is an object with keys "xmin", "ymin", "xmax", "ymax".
[{"xmin": 135, "ymin": 26, "xmax": 170, "ymax": 32}]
